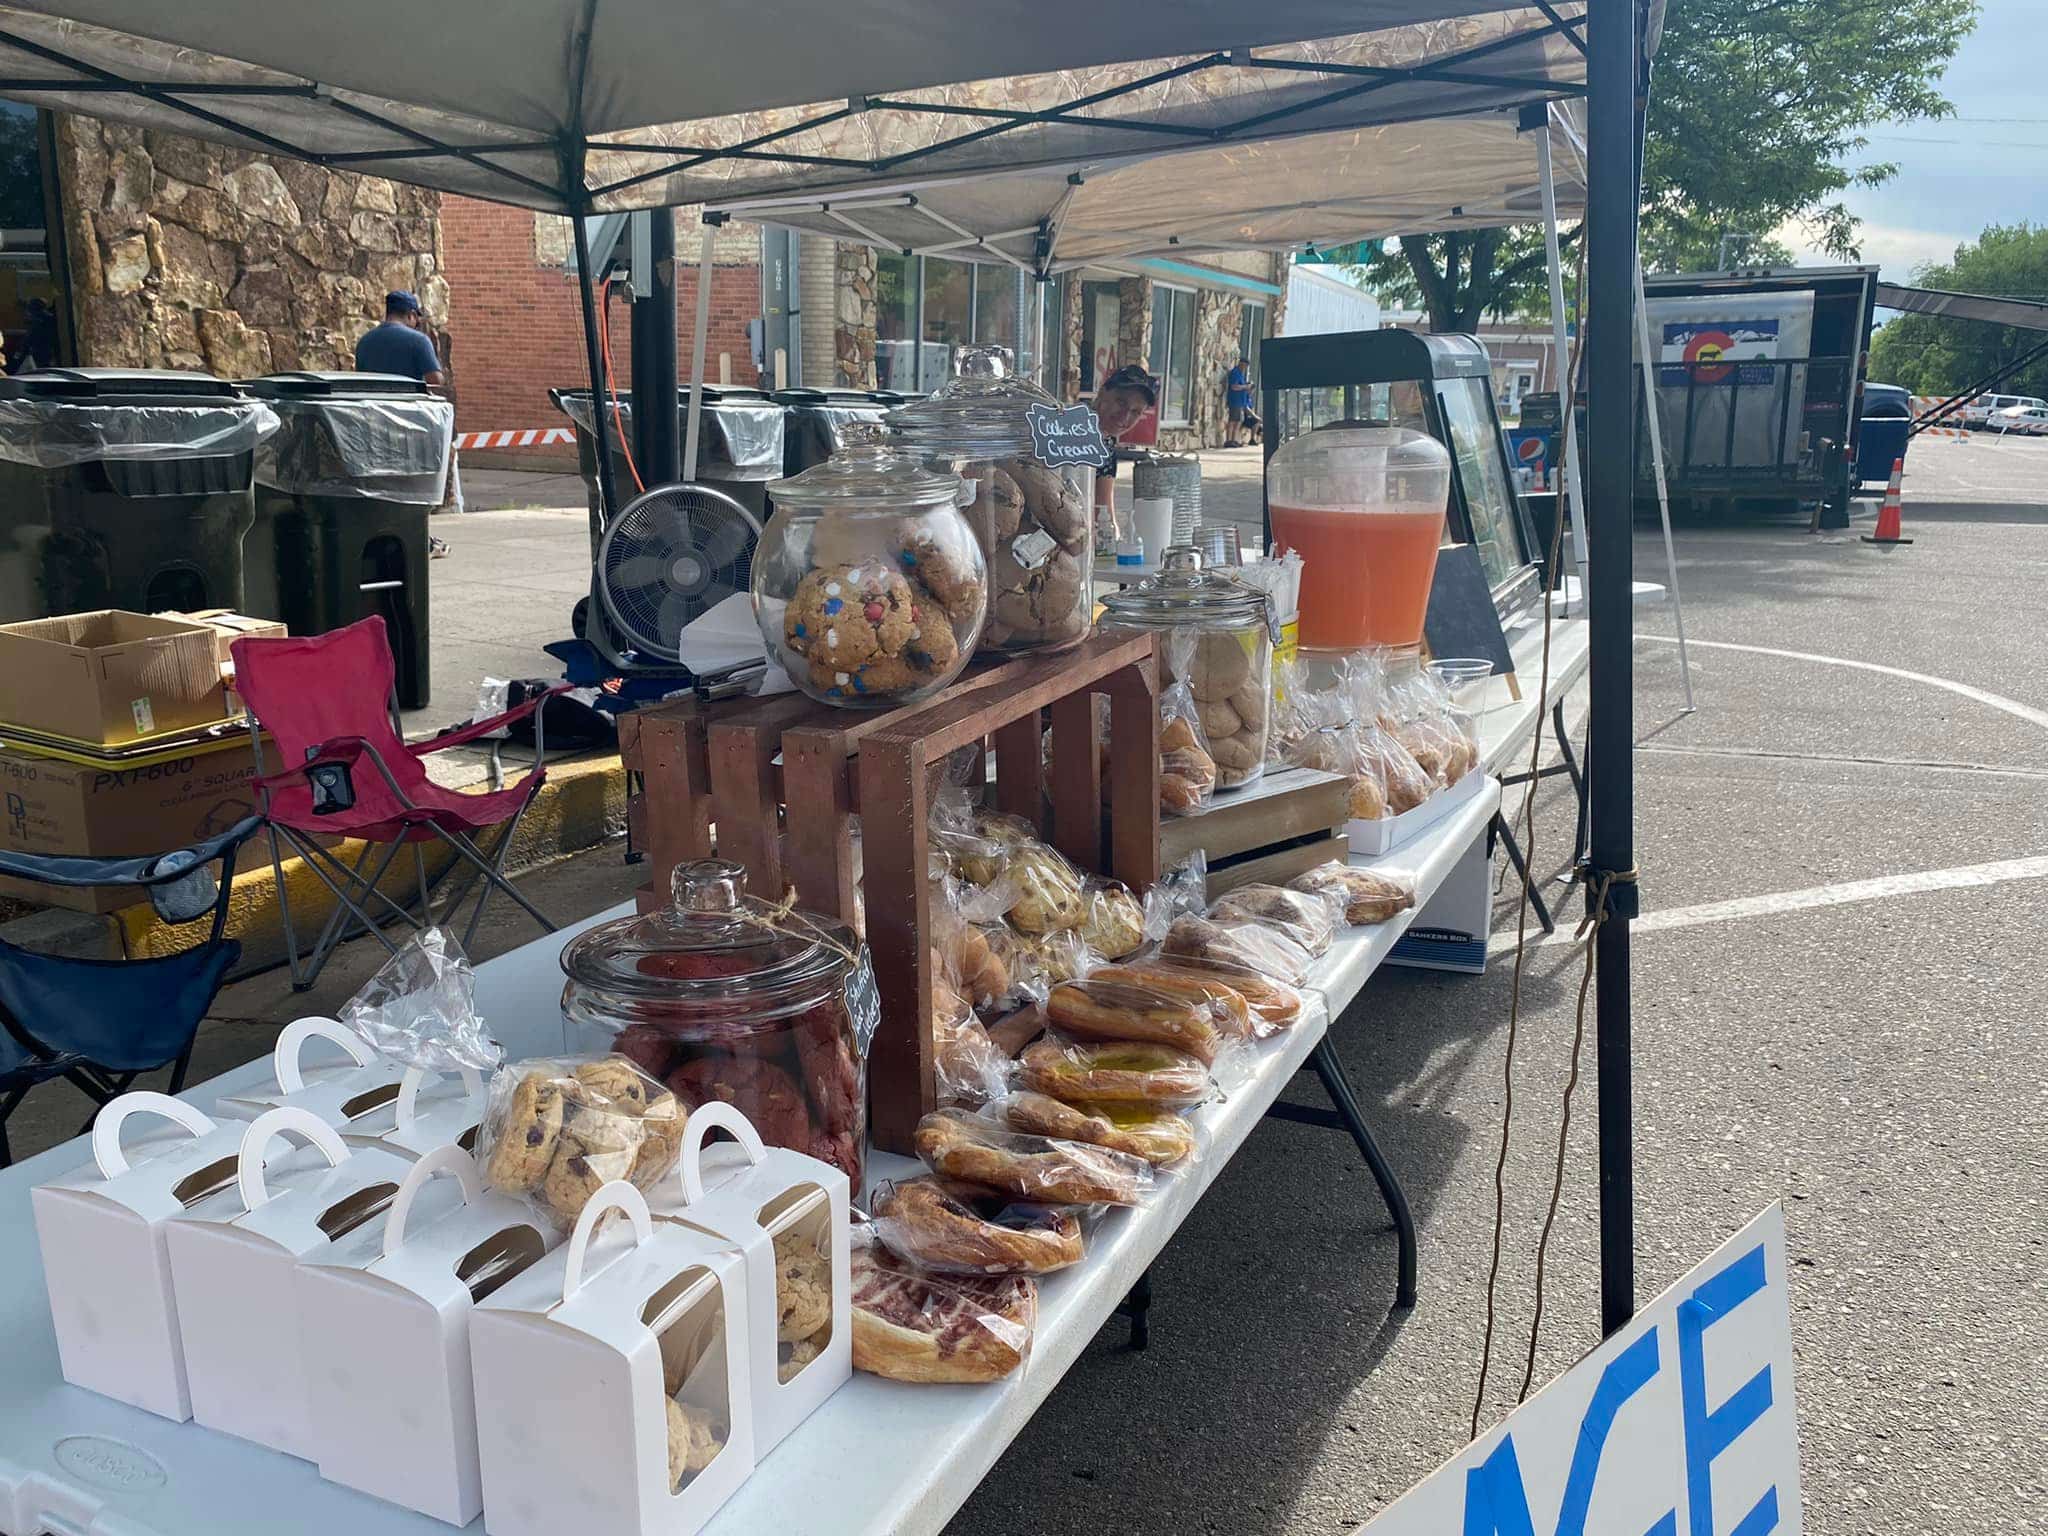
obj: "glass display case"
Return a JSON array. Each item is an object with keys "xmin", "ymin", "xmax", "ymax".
[{"xmin": 1259, "ymin": 329, "xmax": 1545, "ymax": 631}]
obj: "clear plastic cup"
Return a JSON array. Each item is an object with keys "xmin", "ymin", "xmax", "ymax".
[{"xmin": 1427, "ymin": 656, "xmax": 1496, "ymax": 715}]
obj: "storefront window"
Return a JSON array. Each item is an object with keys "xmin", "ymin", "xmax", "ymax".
[
  {"xmin": 875, "ymin": 251, "xmax": 917, "ymax": 392},
  {"xmin": 1149, "ymin": 285, "xmax": 1196, "ymax": 425},
  {"xmin": 0, "ymin": 103, "xmax": 61, "ymax": 372},
  {"xmin": 975, "ymin": 269, "xmax": 1018, "ymax": 357},
  {"xmin": 921, "ymin": 256, "xmax": 972, "ymax": 387},
  {"xmin": 1080, "ymin": 280, "xmax": 1120, "ymax": 395}
]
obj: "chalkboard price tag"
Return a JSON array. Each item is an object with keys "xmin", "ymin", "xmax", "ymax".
[
  {"xmin": 1025, "ymin": 402, "xmax": 1108, "ymax": 469},
  {"xmin": 1423, "ymin": 542, "xmax": 1518, "ymax": 687}
]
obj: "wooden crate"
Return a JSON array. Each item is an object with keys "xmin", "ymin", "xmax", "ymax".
[
  {"xmin": 860, "ymin": 631, "xmax": 1158, "ymax": 1151},
  {"xmin": 1158, "ymin": 765, "xmax": 1351, "ymax": 896},
  {"xmin": 615, "ymin": 635, "xmax": 1161, "ymax": 1154}
]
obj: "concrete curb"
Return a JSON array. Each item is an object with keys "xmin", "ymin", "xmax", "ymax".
[{"xmin": 8, "ymin": 751, "xmax": 628, "ymax": 969}]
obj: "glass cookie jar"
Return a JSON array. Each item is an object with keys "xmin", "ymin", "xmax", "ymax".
[
  {"xmin": 1099, "ymin": 546, "xmax": 1279, "ymax": 790},
  {"xmin": 754, "ymin": 422, "xmax": 985, "ymax": 707},
  {"xmin": 560, "ymin": 859, "xmax": 880, "ymax": 1183},
  {"xmin": 885, "ymin": 347, "xmax": 1094, "ymax": 655}
]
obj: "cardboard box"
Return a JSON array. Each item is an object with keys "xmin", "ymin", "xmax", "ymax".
[
  {"xmin": 155, "ymin": 608, "xmax": 287, "ymax": 668},
  {"xmin": 299, "ymin": 1146, "xmax": 560, "ymax": 1524},
  {"xmin": 211, "ymin": 1014, "xmax": 407, "ymax": 1131},
  {"xmin": 164, "ymin": 1107, "xmax": 415, "ymax": 1459},
  {"xmin": 647, "ymin": 1102, "xmax": 850, "ymax": 1458},
  {"xmin": 31, "ymin": 1091, "xmax": 243, "ymax": 1420},
  {"xmin": 0, "ymin": 730, "xmax": 265, "ymax": 913},
  {"xmin": 473, "ymin": 1182, "xmax": 754, "ymax": 1536},
  {"xmin": 1387, "ymin": 829, "xmax": 1496, "ymax": 976},
  {"xmin": 0, "ymin": 611, "xmax": 225, "ymax": 744}
]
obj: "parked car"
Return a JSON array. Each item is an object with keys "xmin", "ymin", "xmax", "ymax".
[
  {"xmin": 1990, "ymin": 404, "xmax": 2048, "ymax": 436},
  {"xmin": 1963, "ymin": 392, "xmax": 2047, "ymax": 429}
]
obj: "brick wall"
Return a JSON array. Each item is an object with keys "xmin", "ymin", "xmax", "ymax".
[{"xmin": 440, "ymin": 196, "xmax": 760, "ymax": 460}]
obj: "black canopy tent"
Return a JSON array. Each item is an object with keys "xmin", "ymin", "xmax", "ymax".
[{"xmin": 0, "ymin": 0, "xmax": 1648, "ymax": 1333}]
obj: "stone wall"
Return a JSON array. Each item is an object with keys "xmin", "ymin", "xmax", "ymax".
[
  {"xmin": 834, "ymin": 243, "xmax": 877, "ymax": 388},
  {"xmin": 1116, "ymin": 276, "xmax": 1151, "ymax": 378},
  {"xmin": 54, "ymin": 116, "xmax": 444, "ymax": 376}
]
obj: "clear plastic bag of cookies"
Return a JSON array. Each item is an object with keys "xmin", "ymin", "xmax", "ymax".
[
  {"xmin": 992, "ymin": 1090, "xmax": 1198, "ymax": 1169},
  {"xmin": 1400, "ymin": 666, "xmax": 1482, "ymax": 785},
  {"xmin": 1289, "ymin": 861, "xmax": 1417, "ymax": 926},
  {"xmin": 1013, "ymin": 1033, "xmax": 1214, "ymax": 1113},
  {"xmin": 1077, "ymin": 878, "xmax": 1147, "ymax": 960},
  {"xmin": 912, "ymin": 1106, "xmax": 1156, "ymax": 1206},
  {"xmin": 848, "ymin": 1222, "xmax": 1039, "ymax": 1383},
  {"xmin": 868, "ymin": 1174, "xmax": 1088, "ymax": 1276},
  {"xmin": 1160, "ymin": 911, "xmax": 1317, "ymax": 985},
  {"xmin": 931, "ymin": 957, "xmax": 1014, "ymax": 1107},
  {"xmin": 1205, "ymin": 881, "xmax": 1344, "ymax": 958},
  {"xmin": 476, "ymin": 1054, "xmax": 685, "ymax": 1229},
  {"xmin": 1158, "ymin": 629, "xmax": 1219, "ymax": 815}
]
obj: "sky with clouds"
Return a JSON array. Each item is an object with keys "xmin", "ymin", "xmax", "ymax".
[{"xmin": 1777, "ymin": 0, "xmax": 2045, "ymax": 280}]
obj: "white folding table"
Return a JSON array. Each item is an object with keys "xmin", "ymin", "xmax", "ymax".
[{"xmin": 0, "ymin": 620, "xmax": 1588, "ymax": 1536}]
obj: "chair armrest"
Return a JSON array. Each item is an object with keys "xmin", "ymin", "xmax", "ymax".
[
  {"xmin": 411, "ymin": 686, "xmax": 572, "ymax": 757},
  {"xmin": 250, "ymin": 737, "xmax": 372, "ymax": 793},
  {"xmin": 0, "ymin": 814, "xmax": 266, "ymax": 890}
]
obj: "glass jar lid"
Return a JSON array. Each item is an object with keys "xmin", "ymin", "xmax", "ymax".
[
  {"xmin": 1100, "ymin": 546, "xmax": 1276, "ymax": 635},
  {"xmin": 765, "ymin": 420, "xmax": 961, "ymax": 512},
  {"xmin": 559, "ymin": 858, "xmax": 855, "ymax": 1005},
  {"xmin": 883, "ymin": 346, "xmax": 1064, "ymax": 456}
]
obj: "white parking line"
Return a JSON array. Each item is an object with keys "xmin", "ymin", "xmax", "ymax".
[
  {"xmin": 1493, "ymin": 854, "xmax": 2048, "ymax": 952},
  {"xmin": 1635, "ymin": 635, "xmax": 2048, "ymax": 732}
]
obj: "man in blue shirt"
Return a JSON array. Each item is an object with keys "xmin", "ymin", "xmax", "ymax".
[
  {"xmin": 354, "ymin": 290, "xmax": 446, "ymax": 385},
  {"xmin": 1223, "ymin": 354, "xmax": 1253, "ymax": 447}
]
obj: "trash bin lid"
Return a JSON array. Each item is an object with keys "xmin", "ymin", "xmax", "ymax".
[
  {"xmin": 0, "ymin": 367, "xmax": 240, "ymax": 404},
  {"xmin": 240, "ymin": 371, "xmax": 433, "ymax": 400}
]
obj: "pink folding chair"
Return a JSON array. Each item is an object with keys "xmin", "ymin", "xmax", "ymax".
[{"xmin": 231, "ymin": 617, "xmax": 562, "ymax": 990}]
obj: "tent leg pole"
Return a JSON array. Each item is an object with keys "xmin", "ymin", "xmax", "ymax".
[
  {"xmin": 1633, "ymin": 254, "xmax": 1693, "ymax": 710},
  {"xmin": 1536, "ymin": 115, "xmax": 1590, "ymax": 610},
  {"xmin": 683, "ymin": 219, "xmax": 717, "ymax": 482},
  {"xmin": 1586, "ymin": 0, "xmax": 1639, "ymax": 1339},
  {"xmin": 571, "ymin": 201, "xmax": 622, "ymax": 530}
]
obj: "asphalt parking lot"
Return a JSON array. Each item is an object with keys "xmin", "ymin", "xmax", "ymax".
[{"xmin": 943, "ymin": 431, "xmax": 2048, "ymax": 1535}]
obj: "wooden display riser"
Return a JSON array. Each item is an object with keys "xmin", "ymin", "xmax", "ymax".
[
  {"xmin": 1158, "ymin": 765, "xmax": 1352, "ymax": 897},
  {"xmin": 619, "ymin": 633, "xmax": 1161, "ymax": 1153}
]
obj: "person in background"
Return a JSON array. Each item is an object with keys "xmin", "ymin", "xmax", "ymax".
[
  {"xmin": 1091, "ymin": 364, "xmax": 1159, "ymax": 544},
  {"xmin": 354, "ymin": 290, "xmax": 446, "ymax": 386},
  {"xmin": 355, "ymin": 290, "xmax": 452, "ymax": 555},
  {"xmin": 1223, "ymin": 353, "xmax": 1254, "ymax": 447}
]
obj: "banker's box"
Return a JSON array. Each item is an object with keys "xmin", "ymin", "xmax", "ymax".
[
  {"xmin": 0, "ymin": 610, "xmax": 225, "ymax": 744},
  {"xmin": 0, "ymin": 731, "xmax": 266, "ymax": 912}
]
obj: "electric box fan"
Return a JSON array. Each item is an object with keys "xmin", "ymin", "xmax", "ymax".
[{"xmin": 585, "ymin": 481, "xmax": 760, "ymax": 670}]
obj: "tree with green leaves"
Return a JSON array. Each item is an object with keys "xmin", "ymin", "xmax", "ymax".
[
  {"xmin": 1358, "ymin": 0, "xmax": 1976, "ymax": 330},
  {"xmin": 1868, "ymin": 224, "xmax": 2048, "ymax": 398}
]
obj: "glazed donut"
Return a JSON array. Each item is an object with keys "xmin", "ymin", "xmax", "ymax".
[
  {"xmin": 1044, "ymin": 977, "xmax": 1224, "ymax": 1064},
  {"xmin": 912, "ymin": 1108, "xmax": 1149, "ymax": 1206},
  {"xmin": 872, "ymin": 1175, "xmax": 1084, "ymax": 1275},
  {"xmin": 1016, "ymin": 1038, "xmax": 1211, "ymax": 1109},
  {"xmin": 1079, "ymin": 963, "xmax": 1253, "ymax": 1040},
  {"xmin": 1002, "ymin": 1091, "xmax": 1195, "ymax": 1168}
]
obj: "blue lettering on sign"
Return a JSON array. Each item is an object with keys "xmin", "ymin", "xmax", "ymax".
[
  {"xmin": 1679, "ymin": 1244, "xmax": 1779, "ymax": 1536},
  {"xmin": 1462, "ymin": 1330, "xmax": 1669, "ymax": 1536},
  {"xmin": 1457, "ymin": 1241, "xmax": 1780, "ymax": 1536}
]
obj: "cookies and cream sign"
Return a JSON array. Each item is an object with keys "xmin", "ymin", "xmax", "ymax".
[{"xmin": 1363, "ymin": 1206, "xmax": 1802, "ymax": 1536}]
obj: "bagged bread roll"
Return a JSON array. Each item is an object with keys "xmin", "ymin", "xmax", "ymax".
[
  {"xmin": 1205, "ymin": 882, "xmax": 1342, "ymax": 958},
  {"xmin": 1290, "ymin": 862, "xmax": 1416, "ymax": 925}
]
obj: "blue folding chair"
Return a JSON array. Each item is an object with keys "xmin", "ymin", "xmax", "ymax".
[{"xmin": 0, "ymin": 815, "xmax": 262, "ymax": 1166}]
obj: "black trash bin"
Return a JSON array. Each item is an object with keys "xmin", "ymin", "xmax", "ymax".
[
  {"xmin": 0, "ymin": 368, "xmax": 274, "ymax": 621},
  {"xmin": 771, "ymin": 387, "xmax": 887, "ymax": 475},
  {"xmin": 550, "ymin": 386, "xmax": 786, "ymax": 561},
  {"xmin": 241, "ymin": 372, "xmax": 453, "ymax": 709}
]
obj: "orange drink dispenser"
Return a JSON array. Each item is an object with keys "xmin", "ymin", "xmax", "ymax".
[{"xmin": 1265, "ymin": 424, "xmax": 1451, "ymax": 654}]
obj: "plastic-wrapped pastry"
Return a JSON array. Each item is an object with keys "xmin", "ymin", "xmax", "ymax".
[{"xmin": 1289, "ymin": 862, "xmax": 1416, "ymax": 925}]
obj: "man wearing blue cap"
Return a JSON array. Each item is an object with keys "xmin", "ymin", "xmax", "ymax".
[{"xmin": 354, "ymin": 290, "xmax": 446, "ymax": 386}]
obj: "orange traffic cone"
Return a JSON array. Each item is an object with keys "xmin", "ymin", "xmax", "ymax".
[{"xmin": 1862, "ymin": 458, "xmax": 1913, "ymax": 546}]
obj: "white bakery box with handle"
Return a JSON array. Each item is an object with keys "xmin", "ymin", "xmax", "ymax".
[
  {"xmin": 297, "ymin": 1143, "xmax": 561, "ymax": 1525},
  {"xmin": 470, "ymin": 1176, "xmax": 754, "ymax": 1536},
  {"xmin": 161, "ymin": 1106, "xmax": 415, "ymax": 1458},
  {"xmin": 341, "ymin": 1061, "xmax": 488, "ymax": 1161},
  {"xmin": 31, "ymin": 1089, "xmax": 268, "ymax": 1421},
  {"xmin": 644, "ymin": 1100, "xmax": 851, "ymax": 1458},
  {"xmin": 211, "ymin": 1013, "xmax": 408, "ymax": 1133}
]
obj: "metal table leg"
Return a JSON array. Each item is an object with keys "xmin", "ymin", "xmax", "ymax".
[
  {"xmin": 1116, "ymin": 1268, "xmax": 1153, "ymax": 1350},
  {"xmin": 1553, "ymin": 697, "xmax": 1590, "ymax": 868},
  {"xmin": 1491, "ymin": 811, "xmax": 1555, "ymax": 935},
  {"xmin": 1266, "ymin": 1037, "xmax": 1418, "ymax": 1308}
]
